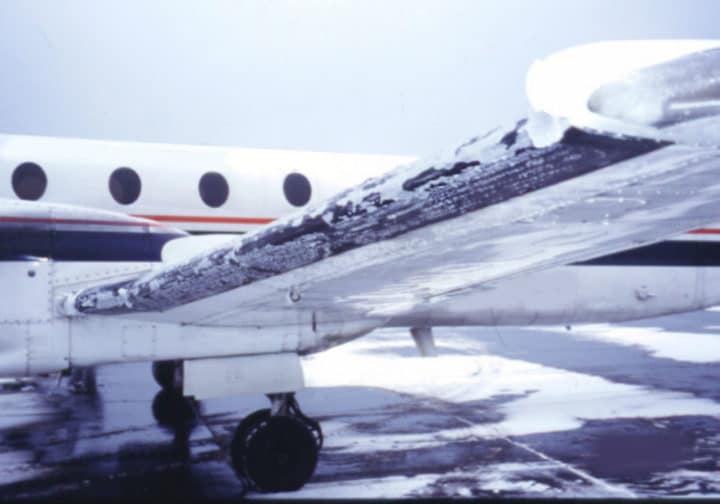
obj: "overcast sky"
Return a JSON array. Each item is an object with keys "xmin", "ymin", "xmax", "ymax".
[{"xmin": 0, "ymin": 0, "xmax": 718, "ymax": 156}]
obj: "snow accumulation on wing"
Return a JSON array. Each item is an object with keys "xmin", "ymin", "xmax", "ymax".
[
  {"xmin": 67, "ymin": 120, "xmax": 668, "ymax": 316},
  {"xmin": 526, "ymin": 110, "xmax": 572, "ymax": 148},
  {"xmin": 588, "ymin": 47, "xmax": 720, "ymax": 129}
]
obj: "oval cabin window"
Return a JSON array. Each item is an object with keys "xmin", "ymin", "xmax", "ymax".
[
  {"xmin": 12, "ymin": 162, "xmax": 47, "ymax": 200},
  {"xmin": 283, "ymin": 173, "xmax": 311, "ymax": 207},
  {"xmin": 199, "ymin": 172, "xmax": 229, "ymax": 208},
  {"xmin": 109, "ymin": 167, "xmax": 142, "ymax": 205}
]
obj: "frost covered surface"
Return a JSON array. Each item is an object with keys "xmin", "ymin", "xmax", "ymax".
[{"xmin": 71, "ymin": 122, "xmax": 667, "ymax": 315}]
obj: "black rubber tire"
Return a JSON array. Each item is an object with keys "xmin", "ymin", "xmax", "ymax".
[
  {"xmin": 288, "ymin": 400, "xmax": 323, "ymax": 449},
  {"xmin": 151, "ymin": 389, "xmax": 195, "ymax": 427},
  {"xmin": 152, "ymin": 360, "xmax": 180, "ymax": 391},
  {"xmin": 303, "ymin": 416, "xmax": 323, "ymax": 450},
  {"xmin": 230, "ymin": 409, "xmax": 271, "ymax": 477},
  {"xmin": 234, "ymin": 415, "xmax": 319, "ymax": 492}
]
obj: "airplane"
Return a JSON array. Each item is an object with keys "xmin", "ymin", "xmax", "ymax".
[{"xmin": 1, "ymin": 39, "xmax": 719, "ymax": 493}]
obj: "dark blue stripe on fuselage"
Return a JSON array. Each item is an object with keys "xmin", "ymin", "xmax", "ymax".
[
  {"xmin": 1, "ymin": 228, "xmax": 715, "ymax": 266},
  {"xmin": 574, "ymin": 240, "xmax": 720, "ymax": 267},
  {"xmin": 0, "ymin": 230, "xmax": 182, "ymax": 262}
]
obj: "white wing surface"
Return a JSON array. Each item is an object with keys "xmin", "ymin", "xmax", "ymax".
[
  {"xmin": 64, "ymin": 42, "xmax": 720, "ymax": 331},
  {"xmin": 63, "ymin": 124, "xmax": 720, "ymax": 325}
]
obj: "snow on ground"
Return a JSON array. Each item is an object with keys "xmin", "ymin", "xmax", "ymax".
[
  {"xmin": 303, "ymin": 327, "xmax": 720, "ymax": 445},
  {"xmin": 556, "ymin": 323, "xmax": 720, "ymax": 363},
  {"xmin": 0, "ymin": 388, "xmax": 63, "ymax": 486},
  {"xmin": 261, "ymin": 461, "xmax": 622, "ymax": 499},
  {"xmin": 0, "ymin": 390, "xmax": 55, "ymax": 430},
  {"xmin": 0, "ymin": 450, "xmax": 55, "ymax": 486},
  {"xmin": 642, "ymin": 470, "xmax": 720, "ymax": 496},
  {"xmin": 256, "ymin": 473, "xmax": 440, "ymax": 499}
]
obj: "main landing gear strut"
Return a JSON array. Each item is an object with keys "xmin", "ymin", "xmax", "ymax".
[
  {"xmin": 231, "ymin": 393, "xmax": 323, "ymax": 493},
  {"xmin": 151, "ymin": 360, "xmax": 321, "ymax": 492}
]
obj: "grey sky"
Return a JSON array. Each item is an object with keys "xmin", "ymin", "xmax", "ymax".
[{"xmin": 0, "ymin": 0, "xmax": 718, "ymax": 156}]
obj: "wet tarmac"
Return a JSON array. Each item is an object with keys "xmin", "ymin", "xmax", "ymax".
[{"xmin": 3, "ymin": 309, "xmax": 720, "ymax": 499}]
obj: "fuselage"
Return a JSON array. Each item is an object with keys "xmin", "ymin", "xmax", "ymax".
[
  {"xmin": 0, "ymin": 133, "xmax": 414, "ymax": 234},
  {"xmin": 1, "ymin": 132, "xmax": 719, "ymax": 330}
]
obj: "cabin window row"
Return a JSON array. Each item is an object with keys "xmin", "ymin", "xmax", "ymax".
[{"xmin": 10, "ymin": 162, "xmax": 312, "ymax": 208}]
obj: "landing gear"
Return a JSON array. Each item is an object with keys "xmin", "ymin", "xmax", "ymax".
[
  {"xmin": 151, "ymin": 360, "xmax": 195, "ymax": 428},
  {"xmin": 69, "ymin": 366, "xmax": 97, "ymax": 394},
  {"xmin": 230, "ymin": 393, "xmax": 322, "ymax": 492},
  {"xmin": 152, "ymin": 360, "xmax": 183, "ymax": 392},
  {"xmin": 152, "ymin": 389, "xmax": 196, "ymax": 427}
]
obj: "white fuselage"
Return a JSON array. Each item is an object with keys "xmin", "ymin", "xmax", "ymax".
[
  {"xmin": 0, "ymin": 134, "xmax": 414, "ymax": 233},
  {"xmin": 1, "ymin": 132, "xmax": 719, "ymax": 334}
]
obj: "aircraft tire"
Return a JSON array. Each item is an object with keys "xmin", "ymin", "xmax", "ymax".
[
  {"xmin": 231, "ymin": 414, "xmax": 319, "ymax": 492},
  {"xmin": 152, "ymin": 360, "xmax": 181, "ymax": 391},
  {"xmin": 288, "ymin": 399, "xmax": 323, "ymax": 449},
  {"xmin": 230, "ymin": 408, "xmax": 271, "ymax": 477},
  {"xmin": 151, "ymin": 389, "xmax": 195, "ymax": 427}
]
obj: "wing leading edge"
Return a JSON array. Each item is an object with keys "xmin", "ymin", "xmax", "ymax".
[{"xmin": 61, "ymin": 120, "xmax": 720, "ymax": 327}]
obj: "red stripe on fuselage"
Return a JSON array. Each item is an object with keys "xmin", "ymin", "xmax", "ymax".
[{"xmin": 689, "ymin": 229, "xmax": 720, "ymax": 235}]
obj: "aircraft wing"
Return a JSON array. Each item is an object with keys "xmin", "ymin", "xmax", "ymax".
[
  {"xmin": 63, "ymin": 41, "xmax": 720, "ymax": 333},
  {"xmin": 62, "ymin": 124, "xmax": 720, "ymax": 326}
]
